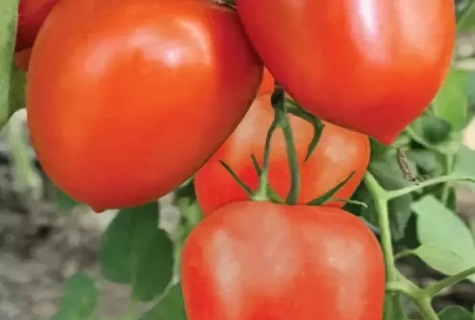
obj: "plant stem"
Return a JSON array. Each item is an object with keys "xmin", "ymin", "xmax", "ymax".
[
  {"xmin": 280, "ymin": 112, "xmax": 300, "ymax": 204},
  {"xmin": 387, "ymin": 280, "xmax": 439, "ymax": 320},
  {"xmin": 386, "ymin": 175, "xmax": 475, "ymax": 200},
  {"xmin": 255, "ymin": 111, "xmax": 280, "ymax": 200},
  {"xmin": 440, "ymin": 155, "xmax": 454, "ymax": 205},
  {"xmin": 364, "ymin": 172, "xmax": 396, "ymax": 281},
  {"xmin": 423, "ymin": 266, "xmax": 475, "ymax": 297}
]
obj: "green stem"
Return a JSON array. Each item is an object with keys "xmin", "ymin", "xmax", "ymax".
[
  {"xmin": 280, "ymin": 112, "xmax": 300, "ymax": 204},
  {"xmin": 386, "ymin": 175, "xmax": 474, "ymax": 200},
  {"xmin": 387, "ymin": 280, "xmax": 439, "ymax": 320},
  {"xmin": 254, "ymin": 111, "xmax": 281, "ymax": 200},
  {"xmin": 364, "ymin": 172, "xmax": 396, "ymax": 281},
  {"xmin": 440, "ymin": 155, "xmax": 454, "ymax": 204},
  {"xmin": 423, "ymin": 266, "xmax": 475, "ymax": 297}
]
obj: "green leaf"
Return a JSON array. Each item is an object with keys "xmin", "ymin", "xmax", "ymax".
[
  {"xmin": 411, "ymin": 195, "xmax": 475, "ymax": 281},
  {"xmin": 100, "ymin": 203, "xmax": 174, "ymax": 301},
  {"xmin": 432, "ymin": 70, "xmax": 470, "ymax": 131},
  {"xmin": 0, "ymin": 0, "xmax": 26, "ymax": 127},
  {"xmin": 307, "ymin": 172, "xmax": 355, "ymax": 206},
  {"xmin": 451, "ymin": 145, "xmax": 475, "ymax": 180},
  {"xmin": 139, "ymin": 284, "xmax": 186, "ymax": 320},
  {"xmin": 439, "ymin": 306, "xmax": 473, "ymax": 320},
  {"xmin": 55, "ymin": 186, "xmax": 80, "ymax": 211},
  {"xmin": 59, "ymin": 273, "xmax": 98, "ymax": 318},
  {"xmin": 458, "ymin": 0, "xmax": 475, "ymax": 31}
]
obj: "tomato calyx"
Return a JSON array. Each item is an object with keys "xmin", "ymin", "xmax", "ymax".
[{"xmin": 220, "ymin": 84, "xmax": 363, "ymax": 208}]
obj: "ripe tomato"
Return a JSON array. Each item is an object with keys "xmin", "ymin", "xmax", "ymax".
[
  {"xmin": 194, "ymin": 94, "xmax": 370, "ymax": 216},
  {"xmin": 181, "ymin": 201, "xmax": 386, "ymax": 320},
  {"xmin": 27, "ymin": 0, "xmax": 262, "ymax": 211},
  {"xmin": 257, "ymin": 67, "xmax": 274, "ymax": 95},
  {"xmin": 236, "ymin": 0, "xmax": 455, "ymax": 145},
  {"xmin": 16, "ymin": 0, "xmax": 59, "ymax": 52},
  {"xmin": 14, "ymin": 47, "xmax": 32, "ymax": 71}
]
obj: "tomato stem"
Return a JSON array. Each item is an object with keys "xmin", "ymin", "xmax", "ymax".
[
  {"xmin": 386, "ymin": 175, "xmax": 475, "ymax": 200},
  {"xmin": 422, "ymin": 266, "xmax": 475, "ymax": 297},
  {"xmin": 364, "ymin": 172, "xmax": 396, "ymax": 280},
  {"xmin": 280, "ymin": 113, "xmax": 301, "ymax": 204},
  {"xmin": 254, "ymin": 110, "xmax": 280, "ymax": 200}
]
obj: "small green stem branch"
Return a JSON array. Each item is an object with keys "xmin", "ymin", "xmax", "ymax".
[
  {"xmin": 280, "ymin": 113, "xmax": 300, "ymax": 204},
  {"xmin": 254, "ymin": 111, "xmax": 281, "ymax": 200},
  {"xmin": 423, "ymin": 266, "xmax": 475, "ymax": 297},
  {"xmin": 364, "ymin": 172, "xmax": 396, "ymax": 281},
  {"xmin": 386, "ymin": 175, "xmax": 474, "ymax": 200}
]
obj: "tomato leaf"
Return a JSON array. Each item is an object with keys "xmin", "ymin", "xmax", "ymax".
[
  {"xmin": 54, "ymin": 185, "xmax": 81, "ymax": 211},
  {"xmin": 139, "ymin": 284, "xmax": 186, "ymax": 320},
  {"xmin": 432, "ymin": 70, "xmax": 470, "ymax": 131},
  {"xmin": 458, "ymin": 0, "xmax": 475, "ymax": 31},
  {"xmin": 100, "ymin": 203, "xmax": 174, "ymax": 301},
  {"xmin": 439, "ymin": 306, "xmax": 473, "ymax": 320},
  {"xmin": 48, "ymin": 273, "xmax": 98, "ymax": 320},
  {"xmin": 0, "ymin": 0, "xmax": 26, "ymax": 128},
  {"xmin": 411, "ymin": 195, "xmax": 475, "ymax": 282},
  {"xmin": 307, "ymin": 171, "xmax": 355, "ymax": 206}
]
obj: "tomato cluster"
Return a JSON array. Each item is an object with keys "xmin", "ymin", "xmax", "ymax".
[{"xmin": 18, "ymin": 0, "xmax": 455, "ymax": 318}]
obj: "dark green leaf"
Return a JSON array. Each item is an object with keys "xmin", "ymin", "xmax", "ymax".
[
  {"xmin": 432, "ymin": 70, "xmax": 470, "ymax": 131},
  {"xmin": 59, "ymin": 273, "xmax": 98, "ymax": 318},
  {"xmin": 100, "ymin": 203, "xmax": 174, "ymax": 301},
  {"xmin": 439, "ymin": 306, "xmax": 473, "ymax": 320},
  {"xmin": 0, "ymin": 0, "xmax": 26, "ymax": 128},
  {"xmin": 55, "ymin": 186, "xmax": 80, "ymax": 211},
  {"xmin": 307, "ymin": 172, "xmax": 355, "ymax": 206},
  {"xmin": 139, "ymin": 284, "xmax": 186, "ymax": 320},
  {"xmin": 411, "ymin": 195, "xmax": 475, "ymax": 281}
]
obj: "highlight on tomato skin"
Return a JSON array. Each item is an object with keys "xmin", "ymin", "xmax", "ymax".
[
  {"xmin": 235, "ymin": 0, "xmax": 456, "ymax": 145},
  {"xmin": 194, "ymin": 93, "xmax": 371, "ymax": 216},
  {"xmin": 26, "ymin": 0, "xmax": 263, "ymax": 211},
  {"xmin": 181, "ymin": 201, "xmax": 386, "ymax": 320}
]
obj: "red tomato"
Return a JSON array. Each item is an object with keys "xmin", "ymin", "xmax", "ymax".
[
  {"xmin": 181, "ymin": 201, "xmax": 386, "ymax": 320},
  {"xmin": 14, "ymin": 48, "xmax": 32, "ymax": 71},
  {"xmin": 257, "ymin": 67, "xmax": 274, "ymax": 95},
  {"xmin": 236, "ymin": 0, "xmax": 455, "ymax": 145},
  {"xmin": 27, "ymin": 0, "xmax": 262, "ymax": 211},
  {"xmin": 16, "ymin": 0, "xmax": 59, "ymax": 52},
  {"xmin": 194, "ymin": 94, "xmax": 370, "ymax": 216}
]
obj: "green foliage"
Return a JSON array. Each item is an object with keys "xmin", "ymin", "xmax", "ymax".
[
  {"xmin": 412, "ymin": 195, "xmax": 475, "ymax": 282},
  {"xmin": 0, "ymin": 0, "xmax": 25, "ymax": 128},
  {"xmin": 438, "ymin": 306, "xmax": 474, "ymax": 320},
  {"xmin": 100, "ymin": 203, "xmax": 174, "ymax": 301},
  {"xmin": 48, "ymin": 273, "xmax": 98, "ymax": 320},
  {"xmin": 139, "ymin": 284, "xmax": 187, "ymax": 320}
]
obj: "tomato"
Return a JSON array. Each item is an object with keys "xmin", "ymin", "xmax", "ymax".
[
  {"xmin": 236, "ymin": 0, "xmax": 455, "ymax": 145},
  {"xmin": 16, "ymin": 0, "xmax": 59, "ymax": 52},
  {"xmin": 257, "ymin": 67, "xmax": 274, "ymax": 95},
  {"xmin": 194, "ymin": 93, "xmax": 370, "ymax": 216},
  {"xmin": 27, "ymin": 0, "xmax": 262, "ymax": 211},
  {"xmin": 14, "ymin": 47, "xmax": 32, "ymax": 71},
  {"xmin": 181, "ymin": 201, "xmax": 385, "ymax": 320}
]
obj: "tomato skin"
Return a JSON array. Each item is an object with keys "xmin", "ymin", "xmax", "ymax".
[
  {"xmin": 181, "ymin": 201, "xmax": 385, "ymax": 320},
  {"xmin": 14, "ymin": 47, "xmax": 32, "ymax": 71},
  {"xmin": 194, "ymin": 94, "xmax": 370, "ymax": 216},
  {"xmin": 257, "ymin": 68, "xmax": 274, "ymax": 95},
  {"xmin": 236, "ymin": 0, "xmax": 455, "ymax": 144},
  {"xmin": 16, "ymin": 0, "xmax": 59, "ymax": 52},
  {"xmin": 27, "ymin": 0, "xmax": 262, "ymax": 211}
]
